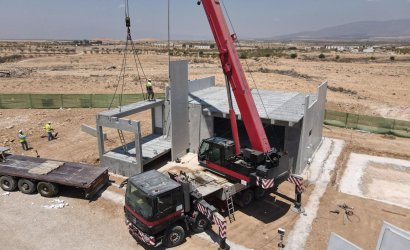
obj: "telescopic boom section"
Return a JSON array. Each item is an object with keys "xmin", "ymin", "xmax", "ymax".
[{"xmin": 200, "ymin": 0, "xmax": 271, "ymax": 153}]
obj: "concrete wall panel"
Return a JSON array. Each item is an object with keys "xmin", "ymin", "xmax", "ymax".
[
  {"xmin": 376, "ymin": 221, "xmax": 410, "ymax": 250},
  {"xmin": 327, "ymin": 232, "xmax": 362, "ymax": 250},
  {"xmin": 170, "ymin": 61, "xmax": 190, "ymax": 160},
  {"xmin": 296, "ymin": 82, "xmax": 327, "ymax": 174},
  {"xmin": 188, "ymin": 76, "xmax": 215, "ymax": 93}
]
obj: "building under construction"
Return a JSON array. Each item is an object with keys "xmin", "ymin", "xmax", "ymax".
[{"xmin": 95, "ymin": 60, "xmax": 327, "ymax": 177}]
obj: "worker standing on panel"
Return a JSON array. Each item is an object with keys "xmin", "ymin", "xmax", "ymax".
[
  {"xmin": 44, "ymin": 121, "xmax": 56, "ymax": 141},
  {"xmin": 146, "ymin": 78, "xmax": 154, "ymax": 101},
  {"xmin": 18, "ymin": 130, "xmax": 29, "ymax": 151}
]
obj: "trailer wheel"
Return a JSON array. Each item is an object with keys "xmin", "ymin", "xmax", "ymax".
[
  {"xmin": 192, "ymin": 214, "xmax": 211, "ymax": 233},
  {"xmin": 18, "ymin": 179, "xmax": 36, "ymax": 194},
  {"xmin": 254, "ymin": 187, "xmax": 266, "ymax": 200},
  {"xmin": 164, "ymin": 225, "xmax": 185, "ymax": 247},
  {"xmin": 237, "ymin": 189, "xmax": 254, "ymax": 208},
  {"xmin": 0, "ymin": 176, "xmax": 17, "ymax": 191},
  {"xmin": 37, "ymin": 182, "xmax": 59, "ymax": 197}
]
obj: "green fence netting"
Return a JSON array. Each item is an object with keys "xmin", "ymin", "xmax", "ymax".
[
  {"xmin": 0, "ymin": 94, "xmax": 408, "ymax": 138},
  {"xmin": 324, "ymin": 110, "xmax": 410, "ymax": 138},
  {"xmin": 0, "ymin": 93, "xmax": 165, "ymax": 109}
]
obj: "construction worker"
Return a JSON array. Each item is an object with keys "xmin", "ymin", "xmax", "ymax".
[
  {"xmin": 18, "ymin": 130, "xmax": 29, "ymax": 151},
  {"xmin": 44, "ymin": 121, "xmax": 55, "ymax": 141},
  {"xmin": 146, "ymin": 78, "xmax": 154, "ymax": 101}
]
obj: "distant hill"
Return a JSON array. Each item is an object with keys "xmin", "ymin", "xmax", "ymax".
[{"xmin": 274, "ymin": 19, "xmax": 410, "ymax": 41}]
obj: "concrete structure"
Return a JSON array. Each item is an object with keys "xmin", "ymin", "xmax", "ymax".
[
  {"xmin": 327, "ymin": 233, "xmax": 362, "ymax": 250},
  {"xmin": 376, "ymin": 221, "xmax": 410, "ymax": 250},
  {"xmin": 96, "ymin": 100, "xmax": 169, "ymax": 176},
  {"xmin": 96, "ymin": 60, "xmax": 326, "ymax": 176}
]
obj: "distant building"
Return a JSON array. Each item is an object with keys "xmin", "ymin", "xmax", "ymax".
[{"xmin": 363, "ymin": 47, "xmax": 375, "ymax": 53}]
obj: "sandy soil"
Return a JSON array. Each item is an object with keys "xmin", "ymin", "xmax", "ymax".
[
  {"xmin": 1, "ymin": 51, "xmax": 409, "ymax": 120},
  {"xmin": 1, "ymin": 49, "xmax": 410, "ymax": 249},
  {"xmin": 305, "ymin": 189, "xmax": 410, "ymax": 250}
]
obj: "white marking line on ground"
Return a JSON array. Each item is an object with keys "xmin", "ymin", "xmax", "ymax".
[
  {"xmin": 196, "ymin": 231, "xmax": 252, "ymax": 250},
  {"xmin": 100, "ymin": 190, "xmax": 125, "ymax": 205},
  {"xmin": 340, "ymin": 153, "xmax": 410, "ymax": 209},
  {"xmin": 286, "ymin": 138, "xmax": 345, "ymax": 250}
]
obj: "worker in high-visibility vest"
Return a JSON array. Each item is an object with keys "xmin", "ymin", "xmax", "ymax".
[
  {"xmin": 18, "ymin": 130, "xmax": 29, "ymax": 150},
  {"xmin": 44, "ymin": 121, "xmax": 55, "ymax": 141},
  {"xmin": 146, "ymin": 79, "xmax": 154, "ymax": 101}
]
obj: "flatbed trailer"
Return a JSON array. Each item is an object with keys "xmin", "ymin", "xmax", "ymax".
[{"xmin": 0, "ymin": 154, "xmax": 109, "ymax": 199}]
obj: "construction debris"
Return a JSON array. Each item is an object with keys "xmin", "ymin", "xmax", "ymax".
[
  {"xmin": 0, "ymin": 68, "xmax": 32, "ymax": 78},
  {"xmin": 43, "ymin": 199, "xmax": 69, "ymax": 209}
]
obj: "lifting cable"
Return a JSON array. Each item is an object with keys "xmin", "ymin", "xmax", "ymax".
[
  {"xmin": 220, "ymin": 0, "xmax": 271, "ymax": 121},
  {"xmin": 109, "ymin": 0, "xmax": 148, "ymax": 110}
]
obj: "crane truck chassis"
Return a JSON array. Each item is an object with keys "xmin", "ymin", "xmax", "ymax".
[
  {"xmin": 124, "ymin": 170, "xmax": 228, "ymax": 248},
  {"xmin": 124, "ymin": 0, "xmax": 306, "ymax": 248}
]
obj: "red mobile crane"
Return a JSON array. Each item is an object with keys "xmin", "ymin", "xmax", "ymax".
[{"xmin": 124, "ymin": 1, "xmax": 304, "ymax": 248}]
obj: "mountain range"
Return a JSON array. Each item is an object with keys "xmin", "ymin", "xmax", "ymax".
[{"xmin": 274, "ymin": 18, "xmax": 410, "ymax": 41}]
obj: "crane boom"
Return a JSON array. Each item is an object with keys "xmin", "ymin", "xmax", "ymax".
[{"xmin": 200, "ymin": 0, "xmax": 271, "ymax": 153}]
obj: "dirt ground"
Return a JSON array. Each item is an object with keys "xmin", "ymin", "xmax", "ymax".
[
  {"xmin": 1, "ymin": 50, "xmax": 409, "ymax": 120},
  {"xmin": 1, "ymin": 48, "xmax": 410, "ymax": 249}
]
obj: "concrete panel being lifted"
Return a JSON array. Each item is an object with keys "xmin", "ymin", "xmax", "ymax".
[{"xmin": 170, "ymin": 61, "xmax": 190, "ymax": 160}]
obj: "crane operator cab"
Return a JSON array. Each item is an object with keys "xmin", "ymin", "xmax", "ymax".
[{"xmin": 198, "ymin": 137, "xmax": 288, "ymax": 187}]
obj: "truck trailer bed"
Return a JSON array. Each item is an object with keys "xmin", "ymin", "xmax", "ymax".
[{"xmin": 0, "ymin": 155, "xmax": 109, "ymax": 198}]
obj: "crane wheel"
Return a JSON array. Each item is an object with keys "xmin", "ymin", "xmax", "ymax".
[
  {"xmin": 164, "ymin": 225, "xmax": 186, "ymax": 247},
  {"xmin": 192, "ymin": 214, "xmax": 211, "ymax": 233},
  {"xmin": 254, "ymin": 187, "xmax": 266, "ymax": 200},
  {"xmin": 17, "ymin": 179, "xmax": 36, "ymax": 194},
  {"xmin": 237, "ymin": 189, "xmax": 254, "ymax": 208},
  {"xmin": 37, "ymin": 182, "xmax": 59, "ymax": 197},
  {"xmin": 0, "ymin": 176, "xmax": 17, "ymax": 191}
]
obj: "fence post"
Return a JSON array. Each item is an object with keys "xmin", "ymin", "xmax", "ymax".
[
  {"xmin": 28, "ymin": 93, "xmax": 33, "ymax": 108},
  {"xmin": 391, "ymin": 119, "xmax": 396, "ymax": 134},
  {"xmin": 90, "ymin": 94, "xmax": 94, "ymax": 108},
  {"xmin": 344, "ymin": 112, "xmax": 348, "ymax": 128},
  {"xmin": 60, "ymin": 94, "xmax": 63, "ymax": 108}
]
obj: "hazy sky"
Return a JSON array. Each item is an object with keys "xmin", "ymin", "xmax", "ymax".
[{"xmin": 1, "ymin": 0, "xmax": 409, "ymax": 40}]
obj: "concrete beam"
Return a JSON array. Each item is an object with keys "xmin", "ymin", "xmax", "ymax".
[
  {"xmin": 99, "ymin": 100, "xmax": 164, "ymax": 118},
  {"xmin": 96, "ymin": 115, "xmax": 140, "ymax": 132},
  {"xmin": 81, "ymin": 124, "xmax": 107, "ymax": 140}
]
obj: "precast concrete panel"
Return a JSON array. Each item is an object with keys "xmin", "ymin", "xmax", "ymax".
[
  {"xmin": 188, "ymin": 76, "xmax": 215, "ymax": 93},
  {"xmin": 376, "ymin": 221, "xmax": 410, "ymax": 250},
  {"xmin": 170, "ymin": 61, "xmax": 190, "ymax": 160},
  {"xmin": 296, "ymin": 82, "xmax": 327, "ymax": 174},
  {"xmin": 285, "ymin": 125, "xmax": 302, "ymax": 174},
  {"xmin": 152, "ymin": 105, "xmax": 164, "ymax": 134},
  {"xmin": 188, "ymin": 103, "xmax": 214, "ymax": 153},
  {"xmin": 327, "ymin": 232, "xmax": 362, "ymax": 250}
]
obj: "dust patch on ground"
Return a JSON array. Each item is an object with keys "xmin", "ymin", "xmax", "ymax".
[
  {"xmin": 340, "ymin": 153, "xmax": 410, "ymax": 209},
  {"xmin": 286, "ymin": 138, "xmax": 345, "ymax": 250}
]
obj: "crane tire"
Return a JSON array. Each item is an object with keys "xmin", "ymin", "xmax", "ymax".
[
  {"xmin": 37, "ymin": 182, "xmax": 59, "ymax": 197},
  {"xmin": 254, "ymin": 187, "xmax": 266, "ymax": 200},
  {"xmin": 0, "ymin": 176, "xmax": 17, "ymax": 191},
  {"xmin": 18, "ymin": 179, "xmax": 36, "ymax": 194},
  {"xmin": 164, "ymin": 225, "xmax": 185, "ymax": 247},
  {"xmin": 192, "ymin": 214, "xmax": 211, "ymax": 233},
  {"xmin": 237, "ymin": 189, "xmax": 254, "ymax": 208}
]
